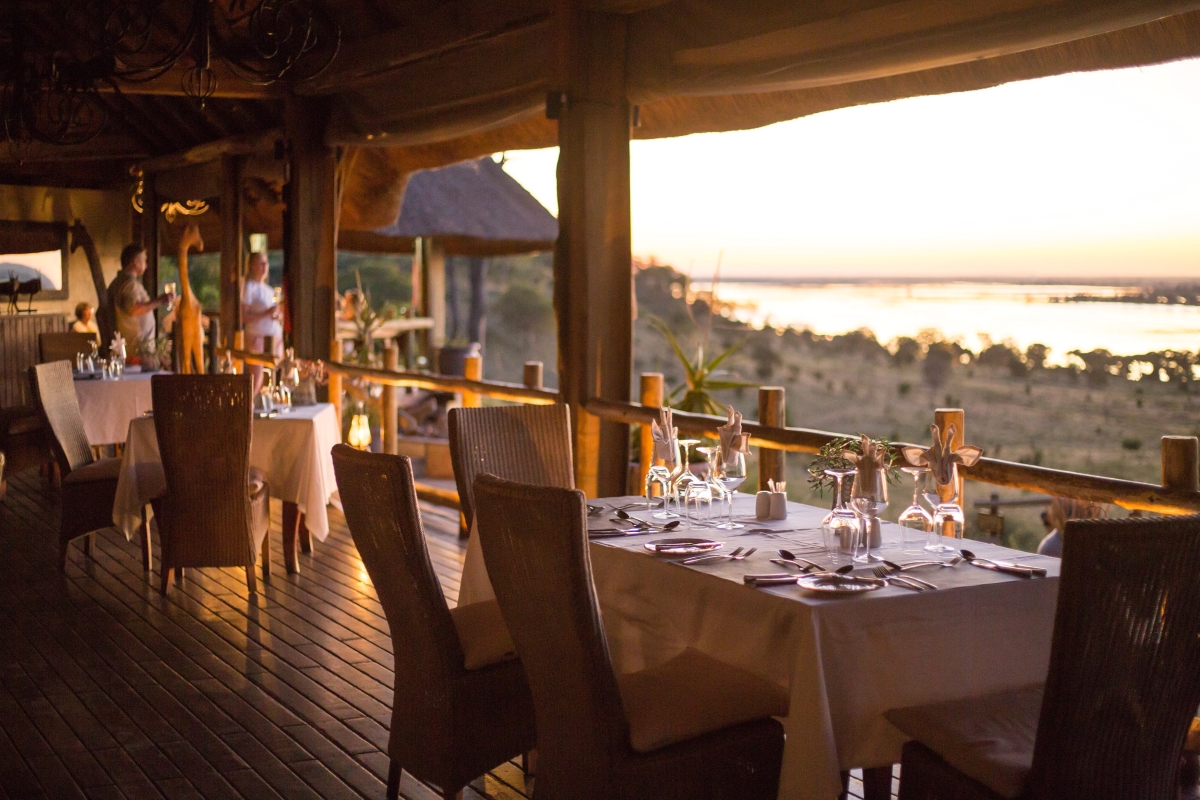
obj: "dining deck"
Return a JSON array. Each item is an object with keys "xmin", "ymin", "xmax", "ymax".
[{"xmin": 0, "ymin": 471, "xmax": 890, "ymax": 800}]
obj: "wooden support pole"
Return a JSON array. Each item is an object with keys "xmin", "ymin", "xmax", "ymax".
[
  {"xmin": 523, "ymin": 361, "xmax": 544, "ymax": 390},
  {"xmin": 462, "ymin": 355, "xmax": 482, "ymax": 408},
  {"xmin": 206, "ymin": 317, "xmax": 220, "ymax": 373},
  {"xmin": 141, "ymin": 177, "xmax": 160, "ymax": 318},
  {"xmin": 554, "ymin": 7, "xmax": 633, "ymax": 498},
  {"xmin": 639, "ymin": 373, "xmax": 664, "ymax": 496},
  {"xmin": 426, "ymin": 238, "xmax": 446, "ymax": 350},
  {"xmin": 1162, "ymin": 436, "xmax": 1200, "ymax": 491},
  {"xmin": 284, "ymin": 95, "xmax": 338, "ymax": 362},
  {"xmin": 262, "ymin": 334, "xmax": 274, "ymax": 356},
  {"xmin": 232, "ymin": 330, "xmax": 245, "ymax": 373},
  {"xmin": 328, "ymin": 338, "xmax": 343, "ymax": 430},
  {"xmin": 382, "ymin": 343, "xmax": 398, "ymax": 455},
  {"xmin": 219, "ymin": 155, "xmax": 244, "ymax": 341},
  {"xmin": 935, "ymin": 408, "xmax": 965, "ymax": 537},
  {"xmin": 758, "ymin": 387, "xmax": 785, "ymax": 491}
]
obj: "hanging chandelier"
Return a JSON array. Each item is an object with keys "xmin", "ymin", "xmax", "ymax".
[{"xmin": 0, "ymin": 1, "xmax": 340, "ymax": 150}]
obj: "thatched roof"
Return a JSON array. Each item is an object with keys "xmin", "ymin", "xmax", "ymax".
[{"xmin": 339, "ymin": 157, "xmax": 556, "ymax": 256}]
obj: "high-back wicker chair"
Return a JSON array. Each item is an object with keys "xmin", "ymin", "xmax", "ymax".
[
  {"xmin": 474, "ymin": 473, "xmax": 788, "ymax": 800},
  {"xmin": 38, "ymin": 331, "xmax": 99, "ymax": 364},
  {"xmin": 29, "ymin": 360, "xmax": 126, "ymax": 570},
  {"xmin": 448, "ymin": 403, "xmax": 574, "ymax": 531},
  {"xmin": 150, "ymin": 375, "xmax": 270, "ymax": 594},
  {"xmin": 331, "ymin": 445, "xmax": 535, "ymax": 800},
  {"xmin": 888, "ymin": 515, "xmax": 1200, "ymax": 800}
]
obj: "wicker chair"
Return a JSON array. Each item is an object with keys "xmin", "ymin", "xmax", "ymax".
[
  {"xmin": 448, "ymin": 403, "xmax": 575, "ymax": 531},
  {"xmin": 150, "ymin": 375, "xmax": 270, "ymax": 595},
  {"xmin": 38, "ymin": 331, "xmax": 99, "ymax": 364},
  {"xmin": 474, "ymin": 473, "xmax": 788, "ymax": 800},
  {"xmin": 331, "ymin": 445, "xmax": 535, "ymax": 800},
  {"xmin": 887, "ymin": 515, "xmax": 1200, "ymax": 800},
  {"xmin": 29, "ymin": 361, "xmax": 132, "ymax": 570}
]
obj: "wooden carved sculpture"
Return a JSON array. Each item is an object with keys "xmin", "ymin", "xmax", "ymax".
[{"xmin": 176, "ymin": 223, "xmax": 206, "ymax": 374}]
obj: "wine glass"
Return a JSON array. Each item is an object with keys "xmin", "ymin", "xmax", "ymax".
[
  {"xmin": 646, "ymin": 434, "xmax": 679, "ymax": 516},
  {"xmin": 164, "ymin": 282, "xmax": 177, "ymax": 312},
  {"xmin": 850, "ymin": 468, "xmax": 888, "ymax": 563},
  {"xmin": 670, "ymin": 439, "xmax": 701, "ymax": 521},
  {"xmin": 713, "ymin": 450, "xmax": 747, "ymax": 530},
  {"xmin": 898, "ymin": 466, "xmax": 933, "ymax": 554},
  {"xmin": 822, "ymin": 468, "xmax": 859, "ymax": 565},
  {"xmin": 924, "ymin": 466, "xmax": 964, "ymax": 556}
]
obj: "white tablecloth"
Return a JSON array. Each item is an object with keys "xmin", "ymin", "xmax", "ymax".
[
  {"xmin": 74, "ymin": 372, "xmax": 156, "ymax": 445},
  {"xmin": 460, "ymin": 494, "xmax": 1060, "ymax": 800},
  {"xmin": 112, "ymin": 403, "xmax": 342, "ymax": 542}
]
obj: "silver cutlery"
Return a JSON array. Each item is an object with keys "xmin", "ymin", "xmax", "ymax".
[
  {"xmin": 960, "ymin": 549, "xmax": 1046, "ymax": 577},
  {"xmin": 896, "ymin": 557, "xmax": 962, "ymax": 570},
  {"xmin": 775, "ymin": 549, "xmax": 824, "ymax": 571},
  {"xmin": 871, "ymin": 566, "xmax": 930, "ymax": 591},
  {"xmin": 682, "ymin": 546, "xmax": 756, "ymax": 565},
  {"xmin": 879, "ymin": 561, "xmax": 938, "ymax": 590},
  {"xmin": 743, "ymin": 573, "xmax": 800, "ymax": 586}
]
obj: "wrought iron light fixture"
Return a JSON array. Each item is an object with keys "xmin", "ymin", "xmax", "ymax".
[{"xmin": 130, "ymin": 170, "xmax": 210, "ymax": 222}]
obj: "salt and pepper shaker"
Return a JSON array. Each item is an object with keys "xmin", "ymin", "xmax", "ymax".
[{"xmin": 756, "ymin": 480, "xmax": 788, "ymax": 520}]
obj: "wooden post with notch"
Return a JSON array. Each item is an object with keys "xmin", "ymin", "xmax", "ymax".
[
  {"xmin": 554, "ymin": 6, "xmax": 633, "ymax": 498},
  {"xmin": 1162, "ymin": 436, "xmax": 1200, "ymax": 494},
  {"xmin": 328, "ymin": 338, "xmax": 342, "ymax": 430},
  {"xmin": 935, "ymin": 408, "xmax": 965, "ymax": 537},
  {"xmin": 219, "ymin": 154, "xmax": 244, "ymax": 340},
  {"xmin": 462, "ymin": 355, "xmax": 482, "ymax": 408},
  {"xmin": 758, "ymin": 387, "xmax": 785, "ymax": 491},
  {"xmin": 523, "ymin": 361, "xmax": 543, "ymax": 390},
  {"xmin": 639, "ymin": 373, "xmax": 663, "ymax": 496},
  {"xmin": 382, "ymin": 343, "xmax": 398, "ymax": 455}
]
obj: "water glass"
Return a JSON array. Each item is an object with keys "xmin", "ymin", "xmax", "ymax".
[
  {"xmin": 898, "ymin": 466, "xmax": 933, "ymax": 554},
  {"xmin": 930, "ymin": 503, "xmax": 965, "ymax": 559},
  {"xmin": 714, "ymin": 450, "xmax": 747, "ymax": 530},
  {"xmin": 645, "ymin": 465, "xmax": 672, "ymax": 513},
  {"xmin": 685, "ymin": 482, "xmax": 712, "ymax": 527}
]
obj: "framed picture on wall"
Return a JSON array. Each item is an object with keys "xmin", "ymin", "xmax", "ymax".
[{"xmin": 0, "ymin": 221, "xmax": 69, "ymax": 301}]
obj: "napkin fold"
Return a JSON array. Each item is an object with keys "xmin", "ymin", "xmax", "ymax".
[
  {"xmin": 650, "ymin": 407, "xmax": 678, "ymax": 465},
  {"xmin": 110, "ymin": 332, "xmax": 126, "ymax": 358},
  {"xmin": 718, "ymin": 405, "xmax": 750, "ymax": 464}
]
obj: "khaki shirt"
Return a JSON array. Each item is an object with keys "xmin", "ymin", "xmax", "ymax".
[{"xmin": 108, "ymin": 270, "xmax": 155, "ymax": 347}]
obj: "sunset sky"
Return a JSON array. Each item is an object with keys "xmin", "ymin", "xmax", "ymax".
[{"xmin": 501, "ymin": 58, "xmax": 1200, "ymax": 280}]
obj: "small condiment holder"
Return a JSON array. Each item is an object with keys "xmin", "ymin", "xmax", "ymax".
[{"xmin": 755, "ymin": 480, "xmax": 788, "ymax": 520}]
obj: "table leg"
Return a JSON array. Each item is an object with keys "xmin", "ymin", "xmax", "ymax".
[
  {"xmin": 862, "ymin": 765, "xmax": 893, "ymax": 800},
  {"xmin": 298, "ymin": 513, "xmax": 312, "ymax": 554},
  {"xmin": 139, "ymin": 508, "xmax": 152, "ymax": 572},
  {"xmin": 281, "ymin": 501, "xmax": 301, "ymax": 575}
]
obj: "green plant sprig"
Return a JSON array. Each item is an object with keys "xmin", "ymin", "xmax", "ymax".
[
  {"xmin": 807, "ymin": 435, "xmax": 902, "ymax": 496},
  {"xmin": 648, "ymin": 316, "xmax": 756, "ymax": 415}
]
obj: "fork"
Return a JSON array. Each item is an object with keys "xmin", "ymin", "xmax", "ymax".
[
  {"xmin": 871, "ymin": 566, "xmax": 932, "ymax": 591},
  {"xmin": 682, "ymin": 547, "xmax": 756, "ymax": 565}
]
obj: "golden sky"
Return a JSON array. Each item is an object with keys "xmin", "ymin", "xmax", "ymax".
[{"xmin": 501, "ymin": 58, "xmax": 1200, "ymax": 280}]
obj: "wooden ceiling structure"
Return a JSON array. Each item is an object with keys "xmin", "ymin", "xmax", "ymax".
[{"xmin": 4, "ymin": 0, "xmax": 1200, "ymax": 494}]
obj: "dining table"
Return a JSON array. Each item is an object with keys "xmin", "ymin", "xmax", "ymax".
[
  {"xmin": 459, "ymin": 492, "xmax": 1061, "ymax": 800},
  {"xmin": 73, "ymin": 370, "xmax": 157, "ymax": 445},
  {"xmin": 111, "ymin": 402, "xmax": 342, "ymax": 573}
]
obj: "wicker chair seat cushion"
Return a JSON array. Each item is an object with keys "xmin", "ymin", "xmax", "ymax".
[
  {"xmin": 617, "ymin": 648, "xmax": 790, "ymax": 753},
  {"xmin": 887, "ymin": 684, "xmax": 1042, "ymax": 798},
  {"xmin": 62, "ymin": 456, "xmax": 122, "ymax": 484},
  {"xmin": 449, "ymin": 600, "xmax": 517, "ymax": 670}
]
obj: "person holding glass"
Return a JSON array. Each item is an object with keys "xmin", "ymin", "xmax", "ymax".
[{"xmin": 241, "ymin": 251, "xmax": 283, "ymax": 393}]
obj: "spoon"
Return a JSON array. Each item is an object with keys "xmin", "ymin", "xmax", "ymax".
[
  {"xmin": 881, "ymin": 561, "xmax": 939, "ymax": 590},
  {"xmin": 777, "ymin": 549, "xmax": 824, "ymax": 571},
  {"xmin": 611, "ymin": 516, "xmax": 680, "ymax": 532},
  {"xmin": 960, "ymin": 549, "xmax": 1045, "ymax": 577}
]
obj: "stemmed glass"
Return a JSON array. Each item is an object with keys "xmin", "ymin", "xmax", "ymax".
[
  {"xmin": 713, "ymin": 449, "xmax": 747, "ymax": 530},
  {"xmin": 646, "ymin": 436, "xmax": 679, "ymax": 517},
  {"xmin": 850, "ymin": 468, "xmax": 888, "ymax": 563},
  {"xmin": 898, "ymin": 466, "xmax": 933, "ymax": 554},
  {"xmin": 669, "ymin": 438, "xmax": 701, "ymax": 520},
  {"xmin": 923, "ymin": 472, "xmax": 965, "ymax": 556},
  {"xmin": 821, "ymin": 468, "xmax": 859, "ymax": 565}
]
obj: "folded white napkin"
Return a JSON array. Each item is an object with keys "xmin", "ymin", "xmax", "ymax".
[
  {"xmin": 718, "ymin": 405, "xmax": 750, "ymax": 464},
  {"xmin": 650, "ymin": 407, "xmax": 678, "ymax": 465}
]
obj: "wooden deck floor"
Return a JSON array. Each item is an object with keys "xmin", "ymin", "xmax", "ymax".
[{"xmin": 0, "ymin": 470, "xmax": 883, "ymax": 800}]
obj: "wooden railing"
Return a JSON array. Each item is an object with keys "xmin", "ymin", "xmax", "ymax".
[{"xmin": 229, "ymin": 340, "xmax": 1200, "ymax": 517}]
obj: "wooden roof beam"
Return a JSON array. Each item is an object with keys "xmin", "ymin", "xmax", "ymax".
[
  {"xmin": 98, "ymin": 66, "xmax": 280, "ymax": 99},
  {"xmin": 139, "ymin": 128, "xmax": 283, "ymax": 173},
  {"xmin": 295, "ymin": 0, "xmax": 550, "ymax": 95}
]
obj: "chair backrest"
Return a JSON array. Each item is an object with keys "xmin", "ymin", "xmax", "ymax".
[
  {"xmin": 151, "ymin": 375, "xmax": 254, "ymax": 566},
  {"xmin": 448, "ymin": 403, "xmax": 574, "ymax": 529},
  {"xmin": 331, "ymin": 445, "xmax": 465, "ymax": 693},
  {"xmin": 29, "ymin": 360, "xmax": 94, "ymax": 473},
  {"xmin": 1028, "ymin": 515, "xmax": 1200, "ymax": 800},
  {"xmin": 39, "ymin": 331, "xmax": 98, "ymax": 364},
  {"xmin": 473, "ymin": 473, "xmax": 628, "ymax": 795}
]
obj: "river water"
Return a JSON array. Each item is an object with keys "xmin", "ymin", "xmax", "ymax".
[{"xmin": 703, "ymin": 281, "xmax": 1200, "ymax": 364}]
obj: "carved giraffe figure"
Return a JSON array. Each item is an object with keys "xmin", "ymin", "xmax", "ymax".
[{"xmin": 176, "ymin": 223, "xmax": 206, "ymax": 374}]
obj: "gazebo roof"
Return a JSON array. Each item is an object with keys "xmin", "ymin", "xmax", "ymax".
[{"xmin": 339, "ymin": 156, "xmax": 556, "ymax": 256}]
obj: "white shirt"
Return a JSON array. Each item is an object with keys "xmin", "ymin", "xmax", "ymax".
[{"xmin": 242, "ymin": 279, "xmax": 282, "ymax": 338}]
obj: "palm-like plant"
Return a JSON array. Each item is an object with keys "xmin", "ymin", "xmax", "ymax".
[{"xmin": 648, "ymin": 316, "xmax": 755, "ymax": 415}]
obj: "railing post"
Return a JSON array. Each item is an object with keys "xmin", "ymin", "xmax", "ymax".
[
  {"xmin": 206, "ymin": 317, "xmax": 220, "ymax": 374},
  {"xmin": 638, "ymin": 373, "xmax": 664, "ymax": 496},
  {"xmin": 1162, "ymin": 435, "xmax": 1200, "ymax": 493},
  {"xmin": 328, "ymin": 338, "xmax": 342, "ymax": 429},
  {"xmin": 758, "ymin": 387, "xmax": 785, "ymax": 491},
  {"xmin": 262, "ymin": 335, "xmax": 274, "ymax": 357},
  {"xmin": 232, "ymin": 330, "xmax": 245, "ymax": 374},
  {"xmin": 462, "ymin": 355, "xmax": 482, "ymax": 408},
  {"xmin": 382, "ymin": 343, "xmax": 398, "ymax": 455},
  {"xmin": 935, "ymin": 408, "xmax": 965, "ymax": 537},
  {"xmin": 523, "ymin": 361, "xmax": 544, "ymax": 390}
]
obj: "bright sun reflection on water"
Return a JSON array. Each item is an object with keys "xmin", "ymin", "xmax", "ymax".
[{"xmin": 703, "ymin": 282, "xmax": 1200, "ymax": 365}]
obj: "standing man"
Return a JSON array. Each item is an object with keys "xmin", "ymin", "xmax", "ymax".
[{"xmin": 108, "ymin": 244, "xmax": 172, "ymax": 352}]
